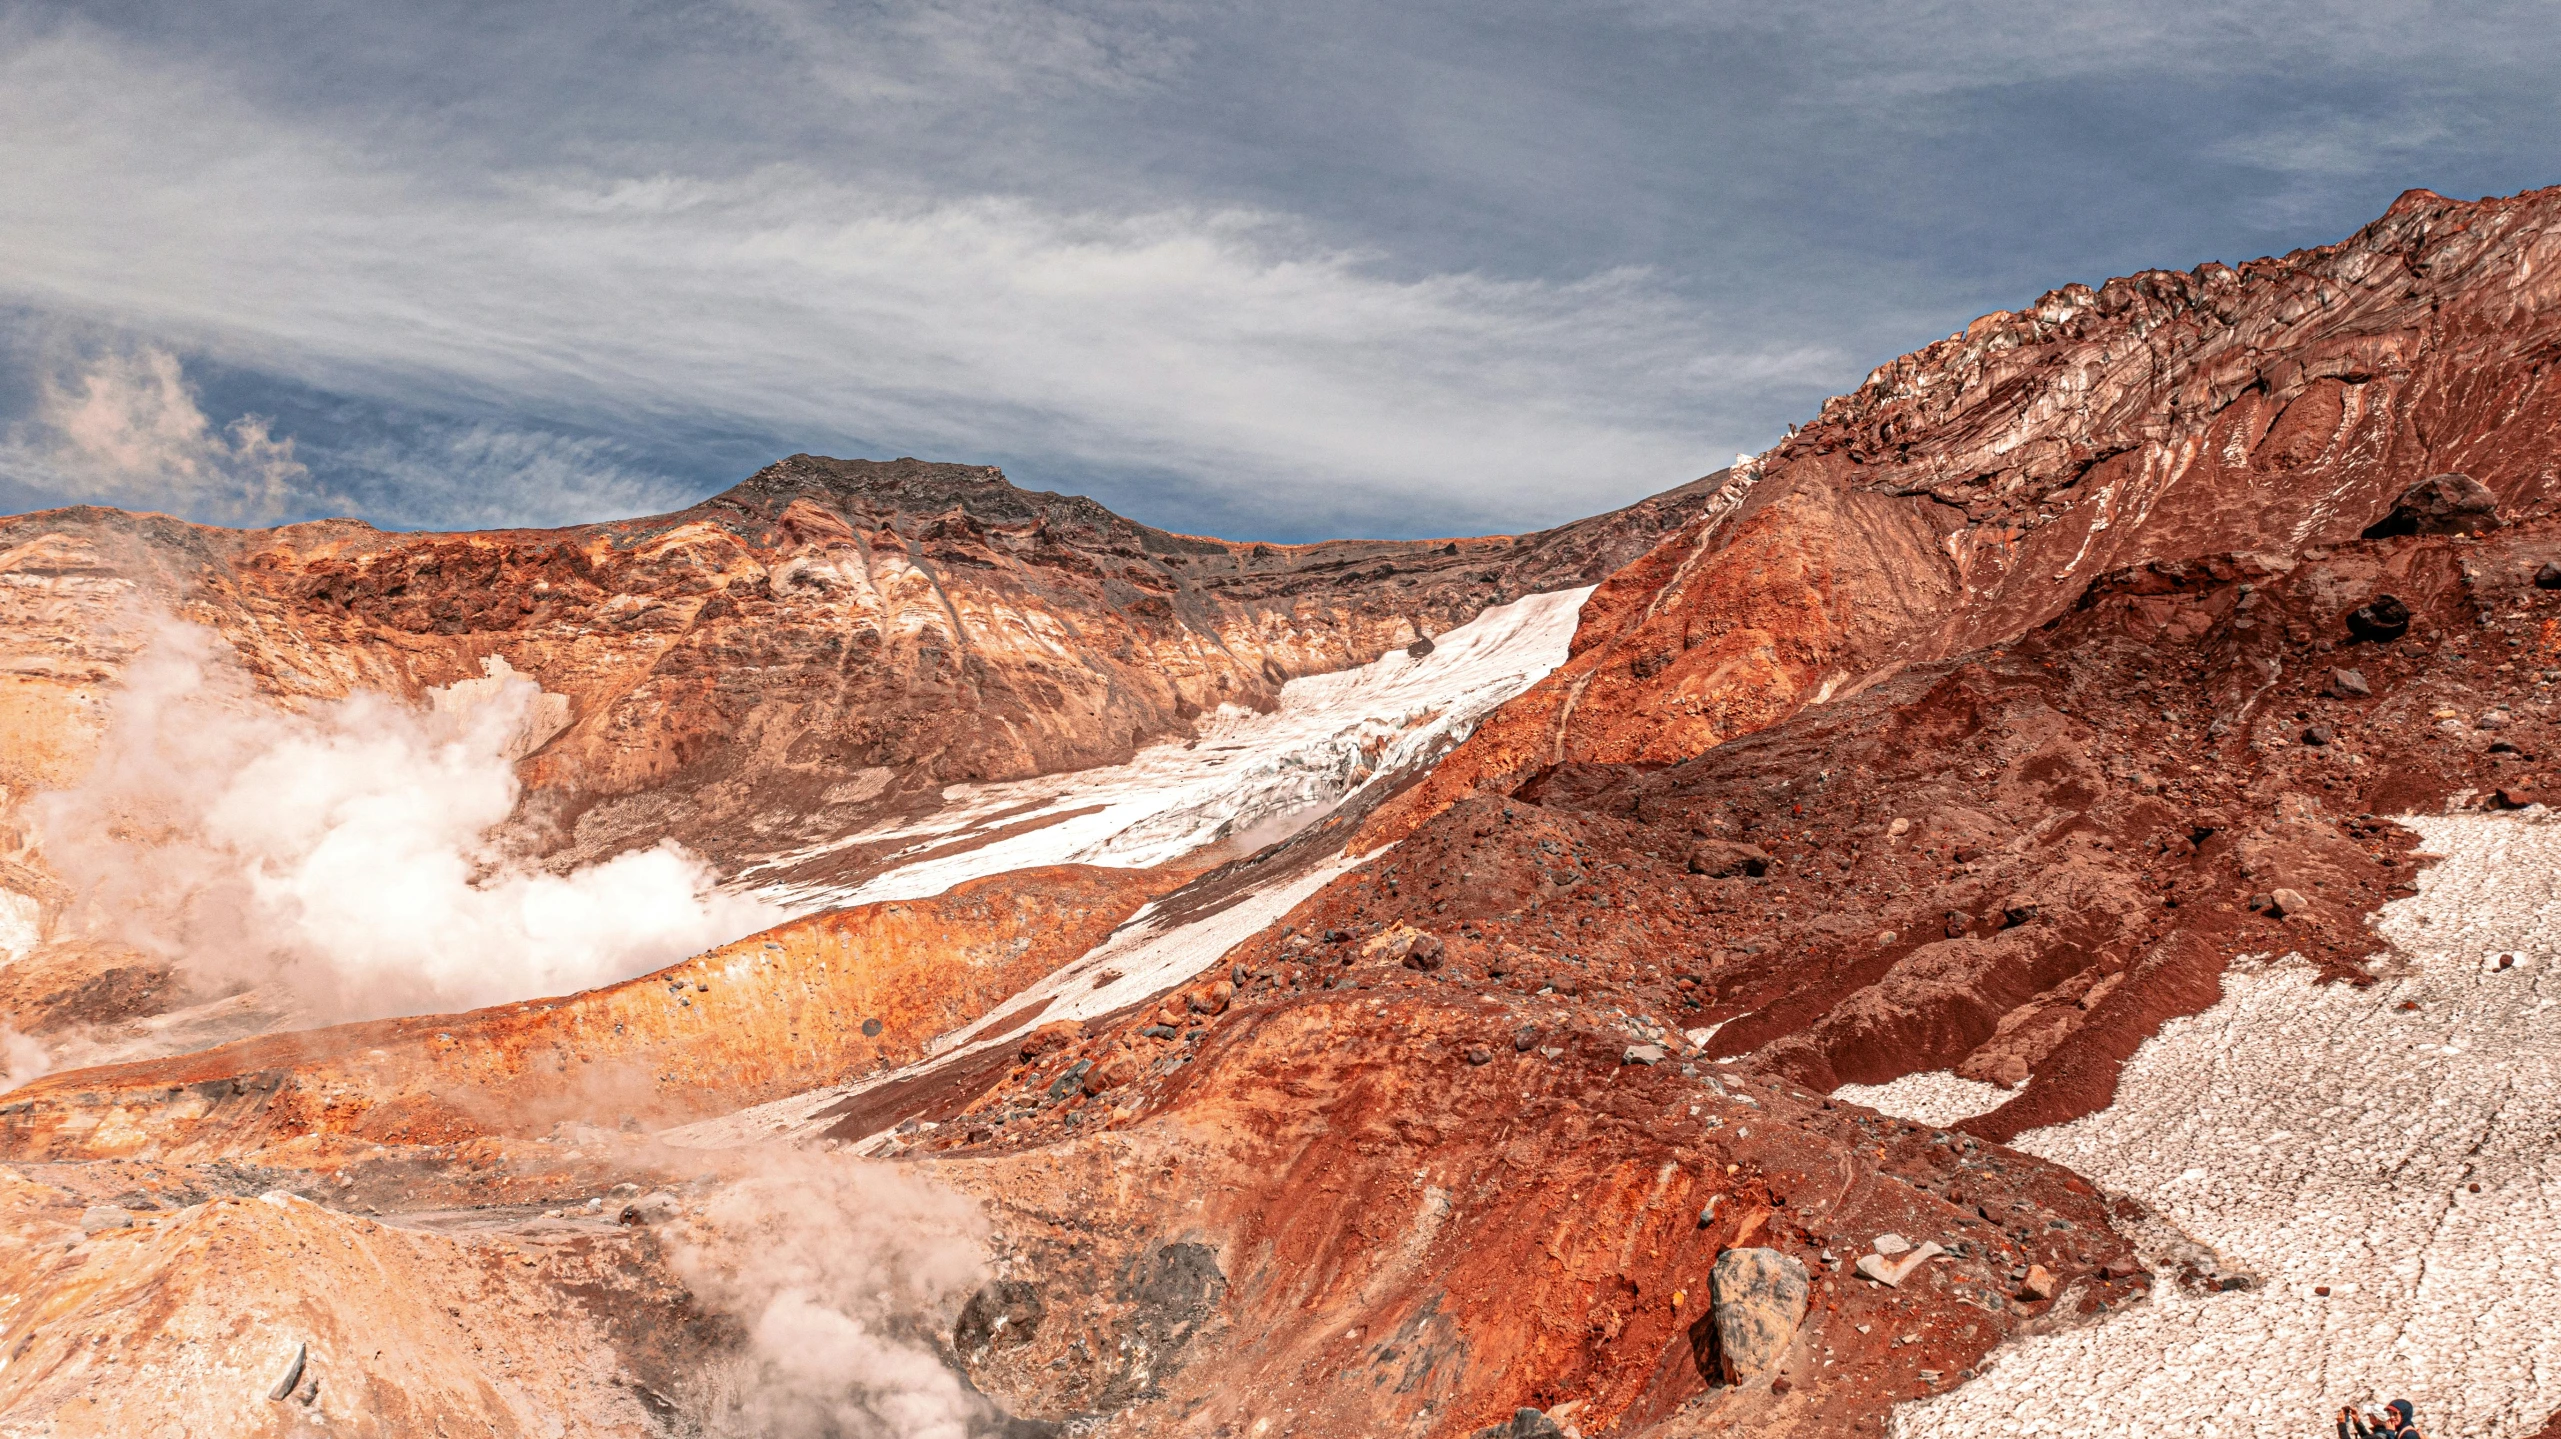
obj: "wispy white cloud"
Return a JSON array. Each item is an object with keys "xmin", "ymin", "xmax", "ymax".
[
  {"xmin": 326, "ymin": 422, "xmax": 697, "ymax": 530},
  {"xmin": 0, "ymin": 21, "xmax": 1818, "ymax": 537},
  {"xmin": 1, "ymin": 2, "xmax": 2553, "ymax": 537},
  {"xmin": 0, "ymin": 342, "xmax": 308, "ymax": 520}
]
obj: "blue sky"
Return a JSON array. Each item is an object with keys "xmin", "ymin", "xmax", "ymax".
[{"xmin": 1, "ymin": 2, "xmax": 2554, "ymax": 541}]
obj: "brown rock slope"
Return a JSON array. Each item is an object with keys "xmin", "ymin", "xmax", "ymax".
[
  {"xmin": 874, "ymin": 506, "xmax": 2555, "ymax": 1435},
  {"xmin": 1208, "ymin": 516, "xmax": 2553, "ymax": 1140},
  {"xmin": 1370, "ymin": 184, "xmax": 2561, "ymax": 842},
  {"xmin": 930, "ymin": 991, "xmax": 2143, "ymax": 1438},
  {"xmin": 0, "ymin": 457, "xmax": 1723, "ymax": 873}
]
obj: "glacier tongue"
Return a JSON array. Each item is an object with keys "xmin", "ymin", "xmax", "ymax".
[{"xmin": 741, "ymin": 584, "xmax": 1593, "ymax": 910}]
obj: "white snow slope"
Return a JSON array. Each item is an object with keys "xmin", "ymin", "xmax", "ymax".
[
  {"xmin": 737, "ymin": 585, "xmax": 1593, "ymax": 910},
  {"xmin": 1898, "ymin": 810, "xmax": 2561, "ymax": 1439},
  {"xmin": 1833, "ymin": 1070, "xmax": 2012, "ymax": 1128}
]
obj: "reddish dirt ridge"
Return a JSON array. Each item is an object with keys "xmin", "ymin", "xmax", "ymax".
[
  {"xmin": 1371, "ymin": 184, "xmax": 2561, "ymax": 837},
  {"xmin": 4, "ymin": 185, "xmax": 2560, "ymax": 1438}
]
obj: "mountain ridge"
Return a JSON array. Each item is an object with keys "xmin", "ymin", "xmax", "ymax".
[{"xmin": 5, "ymin": 186, "xmax": 2561, "ymax": 1439}]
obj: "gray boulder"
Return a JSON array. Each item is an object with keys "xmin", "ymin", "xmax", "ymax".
[
  {"xmin": 79, "ymin": 1205, "xmax": 134, "ymax": 1236},
  {"xmin": 1709, "ymin": 1246, "xmax": 1810, "ymax": 1383},
  {"xmin": 1471, "ymin": 1408, "xmax": 1565, "ymax": 1439}
]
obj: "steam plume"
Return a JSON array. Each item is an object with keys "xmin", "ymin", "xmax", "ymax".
[
  {"xmin": 670, "ymin": 1153, "xmax": 995, "ymax": 1438},
  {"xmin": 34, "ymin": 620, "xmax": 780, "ymax": 1019}
]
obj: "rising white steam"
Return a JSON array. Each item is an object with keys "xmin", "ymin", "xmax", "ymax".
[
  {"xmin": 1, "ymin": 1024, "xmax": 48, "ymax": 1089},
  {"xmin": 34, "ymin": 620, "xmax": 780, "ymax": 1019},
  {"xmin": 670, "ymin": 1153, "xmax": 994, "ymax": 1439}
]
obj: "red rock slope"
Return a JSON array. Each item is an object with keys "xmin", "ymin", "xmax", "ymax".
[{"xmin": 1368, "ymin": 185, "xmax": 2561, "ymax": 843}]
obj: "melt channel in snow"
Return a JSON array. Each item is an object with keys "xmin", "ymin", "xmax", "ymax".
[
  {"xmin": 1895, "ymin": 810, "xmax": 2561, "ymax": 1439},
  {"xmin": 738, "ymin": 584, "xmax": 1594, "ymax": 910}
]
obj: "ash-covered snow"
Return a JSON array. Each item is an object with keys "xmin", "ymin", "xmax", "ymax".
[
  {"xmin": 1833, "ymin": 1070, "xmax": 2012, "ymax": 1127},
  {"xmin": 1896, "ymin": 811, "xmax": 2561, "ymax": 1438},
  {"xmin": 738, "ymin": 586, "xmax": 1592, "ymax": 910}
]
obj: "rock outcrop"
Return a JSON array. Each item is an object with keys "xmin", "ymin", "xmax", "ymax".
[{"xmin": 1709, "ymin": 1247, "xmax": 1811, "ymax": 1381}]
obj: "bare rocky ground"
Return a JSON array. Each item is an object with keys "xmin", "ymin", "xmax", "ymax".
[{"xmin": 6, "ymin": 184, "xmax": 2561, "ymax": 1436}]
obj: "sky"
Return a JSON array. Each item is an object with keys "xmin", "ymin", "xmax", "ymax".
[{"xmin": 0, "ymin": 2, "xmax": 2554, "ymax": 543}]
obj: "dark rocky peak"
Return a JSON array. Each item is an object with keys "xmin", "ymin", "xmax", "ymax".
[
  {"xmin": 702, "ymin": 454, "xmax": 1065, "ymax": 526},
  {"xmin": 695, "ymin": 453, "xmax": 1217, "ymax": 563}
]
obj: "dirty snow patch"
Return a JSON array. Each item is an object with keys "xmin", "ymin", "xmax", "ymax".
[
  {"xmin": 931, "ymin": 851, "xmax": 1365, "ymax": 1058},
  {"xmin": 1832, "ymin": 1071, "xmax": 2010, "ymax": 1127},
  {"xmin": 1895, "ymin": 811, "xmax": 2561, "ymax": 1438}
]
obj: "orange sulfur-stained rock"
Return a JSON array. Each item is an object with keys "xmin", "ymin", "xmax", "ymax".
[
  {"xmin": 1019, "ymin": 1020, "xmax": 1085, "ymax": 1061},
  {"xmin": 0, "ymin": 863, "xmax": 1175, "ymax": 1161}
]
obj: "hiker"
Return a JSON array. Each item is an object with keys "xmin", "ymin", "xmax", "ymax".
[{"xmin": 2336, "ymin": 1400, "xmax": 2423, "ymax": 1439}]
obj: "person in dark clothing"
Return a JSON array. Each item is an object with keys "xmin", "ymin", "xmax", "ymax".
[{"xmin": 2335, "ymin": 1399, "xmax": 2423, "ymax": 1439}]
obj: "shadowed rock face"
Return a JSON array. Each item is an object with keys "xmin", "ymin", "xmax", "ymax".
[{"xmin": 0, "ymin": 456, "xmax": 1725, "ymax": 872}]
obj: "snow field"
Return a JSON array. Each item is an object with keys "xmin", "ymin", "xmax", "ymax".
[
  {"xmin": 738, "ymin": 586, "xmax": 1593, "ymax": 909},
  {"xmin": 1895, "ymin": 811, "xmax": 2561, "ymax": 1438},
  {"xmin": 1833, "ymin": 1070, "xmax": 2013, "ymax": 1127}
]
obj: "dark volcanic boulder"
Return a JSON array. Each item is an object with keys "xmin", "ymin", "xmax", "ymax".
[
  {"xmin": 2346, "ymin": 595, "xmax": 2412, "ymax": 643},
  {"xmin": 2363, "ymin": 473, "xmax": 2503, "ymax": 538}
]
